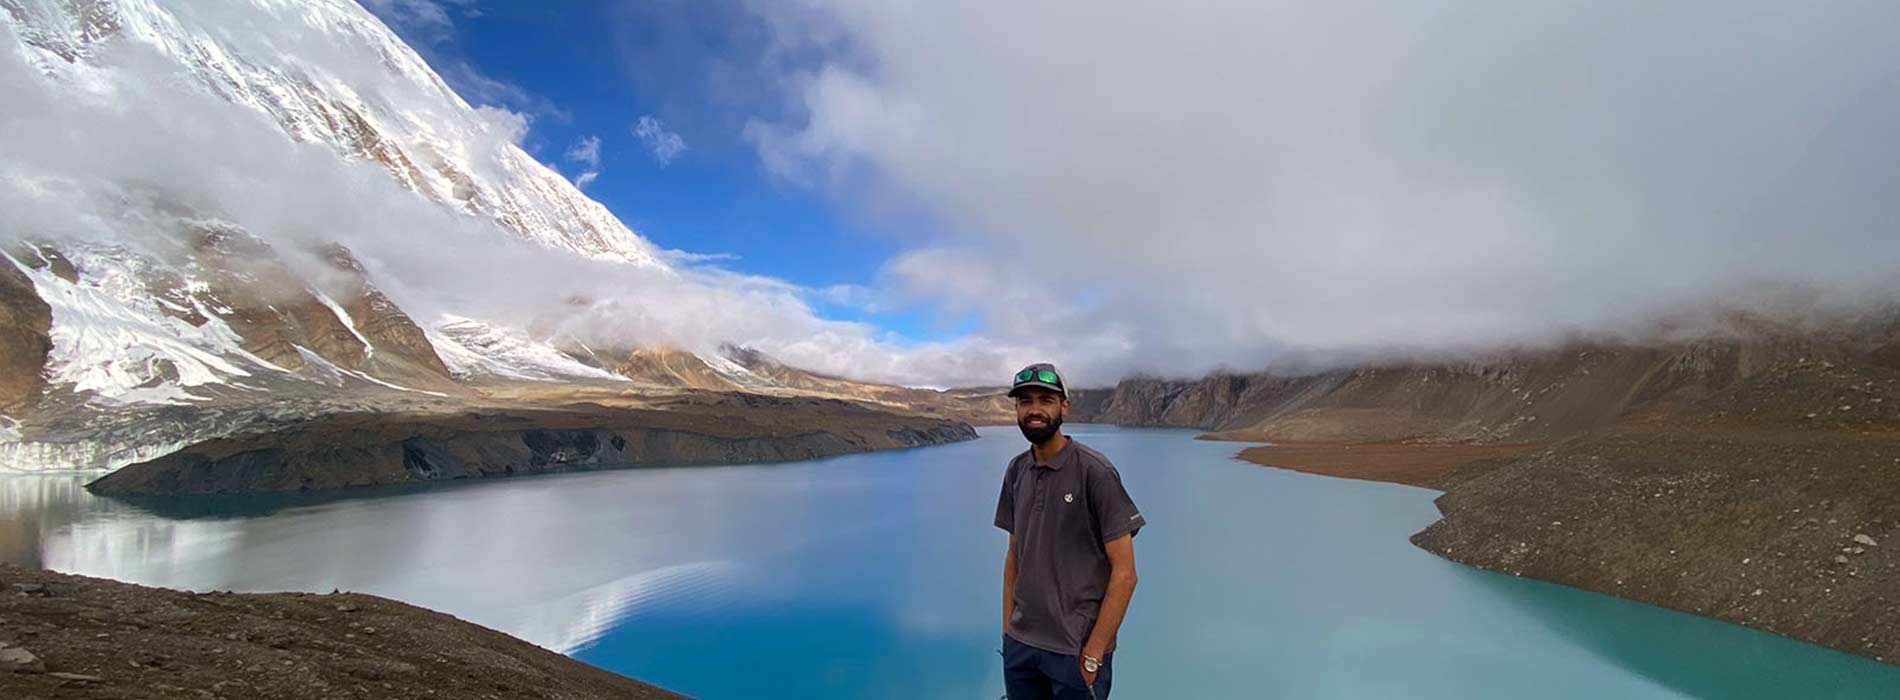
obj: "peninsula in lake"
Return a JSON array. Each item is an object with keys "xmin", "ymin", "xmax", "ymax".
[{"xmin": 1085, "ymin": 323, "xmax": 1900, "ymax": 665}]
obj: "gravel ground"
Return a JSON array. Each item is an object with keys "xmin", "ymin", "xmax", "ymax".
[{"xmin": 0, "ymin": 564, "xmax": 684, "ymax": 700}]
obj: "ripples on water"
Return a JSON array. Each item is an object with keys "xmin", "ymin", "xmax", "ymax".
[{"xmin": 6, "ymin": 425, "xmax": 1900, "ymax": 699}]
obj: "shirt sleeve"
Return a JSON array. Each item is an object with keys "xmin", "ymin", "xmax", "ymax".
[
  {"xmin": 1090, "ymin": 463, "xmax": 1145, "ymax": 542},
  {"xmin": 994, "ymin": 461, "xmax": 1018, "ymax": 533}
]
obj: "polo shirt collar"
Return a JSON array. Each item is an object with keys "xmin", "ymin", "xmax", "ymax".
[{"xmin": 1031, "ymin": 435, "xmax": 1075, "ymax": 470}]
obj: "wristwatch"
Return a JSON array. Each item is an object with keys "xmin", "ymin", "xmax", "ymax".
[{"xmin": 1083, "ymin": 655, "xmax": 1101, "ymax": 674}]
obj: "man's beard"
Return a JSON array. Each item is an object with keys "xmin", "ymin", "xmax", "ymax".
[{"xmin": 1018, "ymin": 413, "xmax": 1063, "ymax": 444}]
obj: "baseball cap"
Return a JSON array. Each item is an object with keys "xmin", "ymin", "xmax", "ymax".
[{"xmin": 1008, "ymin": 362, "xmax": 1067, "ymax": 398}]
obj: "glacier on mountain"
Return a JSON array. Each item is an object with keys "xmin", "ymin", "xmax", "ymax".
[
  {"xmin": 3, "ymin": 244, "xmax": 272, "ymax": 405},
  {"xmin": 3, "ymin": 0, "xmax": 666, "ymax": 267},
  {"xmin": 427, "ymin": 315, "xmax": 629, "ymax": 383},
  {"xmin": 0, "ymin": 0, "xmax": 994, "ymax": 474}
]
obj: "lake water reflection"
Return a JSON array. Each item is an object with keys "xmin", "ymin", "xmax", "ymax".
[{"xmin": 5, "ymin": 425, "xmax": 1898, "ymax": 698}]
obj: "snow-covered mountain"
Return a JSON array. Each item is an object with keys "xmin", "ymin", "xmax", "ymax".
[
  {"xmin": 0, "ymin": 0, "xmax": 1006, "ymax": 472},
  {"xmin": 1, "ymin": 0, "xmax": 673, "ymax": 418},
  {"xmin": 4, "ymin": 0, "xmax": 663, "ymax": 265}
]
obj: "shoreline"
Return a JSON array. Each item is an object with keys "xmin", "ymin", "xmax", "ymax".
[
  {"xmin": 1229, "ymin": 427, "xmax": 1900, "ymax": 667},
  {"xmin": 1231, "ymin": 441, "xmax": 1538, "ymax": 489},
  {"xmin": 85, "ymin": 400, "xmax": 978, "ymax": 496}
]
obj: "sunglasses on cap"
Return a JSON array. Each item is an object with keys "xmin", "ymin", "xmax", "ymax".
[{"xmin": 1014, "ymin": 368, "xmax": 1063, "ymax": 387}]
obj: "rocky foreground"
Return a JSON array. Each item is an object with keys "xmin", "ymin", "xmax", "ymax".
[
  {"xmin": 1401, "ymin": 352, "xmax": 1900, "ymax": 665},
  {"xmin": 0, "ymin": 565, "xmax": 682, "ymax": 700},
  {"xmin": 88, "ymin": 391, "xmax": 976, "ymax": 496},
  {"xmin": 1412, "ymin": 425, "xmax": 1900, "ymax": 664}
]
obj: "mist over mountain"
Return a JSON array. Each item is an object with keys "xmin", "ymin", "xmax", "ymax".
[
  {"xmin": 0, "ymin": 0, "xmax": 1040, "ymax": 395},
  {"xmin": 744, "ymin": 1, "xmax": 1900, "ymax": 380},
  {"xmin": 0, "ymin": 0, "xmax": 1012, "ymax": 472},
  {"xmin": 12, "ymin": 0, "xmax": 1896, "ymax": 402}
]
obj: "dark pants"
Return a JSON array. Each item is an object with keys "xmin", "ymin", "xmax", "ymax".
[{"xmin": 1002, "ymin": 635, "xmax": 1112, "ymax": 700}]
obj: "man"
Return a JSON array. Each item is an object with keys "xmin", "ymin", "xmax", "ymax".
[{"xmin": 995, "ymin": 363, "xmax": 1144, "ymax": 700}]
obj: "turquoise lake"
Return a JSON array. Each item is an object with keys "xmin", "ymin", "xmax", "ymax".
[{"xmin": 5, "ymin": 424, "xmax": 1899, "ymax": 698}]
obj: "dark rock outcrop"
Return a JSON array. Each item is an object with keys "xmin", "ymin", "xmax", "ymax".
[
  {"xmin": 88, "ymin": 401, "xmax": 978, "ymax": 496},
  {"xmin": 1092, "ymin": 373, "xmax": 1298, "ymax": 430},
  {"xmin": 1063, "ymin": 388, "xmax": 1112, "ymax": 422}
]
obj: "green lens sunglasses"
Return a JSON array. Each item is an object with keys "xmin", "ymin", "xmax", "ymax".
[{"xmin": 1014, "ymin": 369, "xmax": 1062, "ymax": 386}]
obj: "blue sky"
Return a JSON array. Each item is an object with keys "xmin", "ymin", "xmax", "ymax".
[
  {"xmin": 355, "ymin": 0, "xmax": 1900, "ymax": 387},
  {"xmin": 364, "ymin": 0, "xmax": 974, "ymax": 342}
]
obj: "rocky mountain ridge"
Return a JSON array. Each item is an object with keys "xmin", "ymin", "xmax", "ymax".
[
  {"xmin": 0, "ymin": 231, "xmax": 1004, "ymax": 476},
  {"xmin": 1092, "ymin": 321, "xmax": 1900, "ymax": 444},
  {"xmin": 3, "ymin": 0, "xmax": 661, "ymax": 266},
  {"xmin": 0, "ymin": 0, "xmax": 1010, "ymax": 476},
  {"xmin": 1093, "ymin": 319, "xmax": 1900, "ymax": 665}
]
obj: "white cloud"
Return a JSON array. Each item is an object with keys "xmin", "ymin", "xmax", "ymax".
[
  {"xmin": 812, "ymin": 283, "xmax": 882, "ymax": 312},
  {"xmin": 659, "ymin": 249, "xmax": 741, "ymax": 266},
  {"xmin": 747, "ymin": 1, "xmax": 1900, "ymax": 379},
  {"xmin": 360, "ymin": 1, "xmax": 570, "ymax": 125},
  {"xmin": 633, "ymin": 115, "xmax": 688, "ymax": 165},
  {"xmin": 0, "ymin": 9, "xmax": 1035, "ymax": 389},
  {"xmin": 471, "ymin": 104, "xmax": 529, "ymax": 144},
  {"xmin": 438, "ymin": 61, "xmax": 572, "ymax": 124},
  {"xmin": 358, "ymin": 0, "xmax": 475, "ymax": 43},
  {"xmin": 565, "ymin": 135, "xmax": 601, "ymax": 188},
  {"xmin": 565, "ymin": 135, "xmax": 601, "ymax": 168}
]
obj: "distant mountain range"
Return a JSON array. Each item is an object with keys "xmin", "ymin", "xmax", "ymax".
[
  {"xmin": 1088, "ymin": 316, "xmax": 1900, "ymax": 444},
  {"xmin": 1083, "ymin": 318, "xmax": 1900, "ymax": 666}
]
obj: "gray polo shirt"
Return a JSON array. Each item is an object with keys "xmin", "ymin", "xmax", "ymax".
[{"xmin": 994, "ymin": 436, "xmax": 1146, "ymax": 655}]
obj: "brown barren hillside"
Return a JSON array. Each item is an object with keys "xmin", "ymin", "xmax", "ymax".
[
  {"xmin": 1412, "ymin": 353, "xmax": 1900, "ymax": 664},
  {"xmin": 0, "ymin": 249, "xmax": 52, "ymax": 415},
  {"xmin": 1093, "ymin": 316, "xmax": 1900, "ymax": 664},
  {"xmin": 1109, "ymin": 335, "xmax": 1836, "ymax": 444}
]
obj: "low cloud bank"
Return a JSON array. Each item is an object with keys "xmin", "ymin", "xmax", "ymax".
[{"xmin": 747, "ymin": 1, "xmax": 1900, "ymax": 379}]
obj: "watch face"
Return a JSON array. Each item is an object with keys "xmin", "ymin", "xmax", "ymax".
[{"xmin": 1084, "ymin": 659, "xmax": 1100, "ymax": 673}]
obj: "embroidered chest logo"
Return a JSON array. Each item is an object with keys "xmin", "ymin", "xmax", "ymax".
[{"xmin": 1064, "ymin": 493, "xmax": 1074, "ymax": 503}]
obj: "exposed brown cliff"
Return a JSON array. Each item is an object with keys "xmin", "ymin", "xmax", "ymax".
[
  {"xmin": 0, "ymin": 248, "xmax": 52, "ymax": 415},
  {"xmin": 614, "ymin": 346, "xmax": 743, "ymax": 391},
  {"xmin": 320, "ymin": 245, "xmax": 453, "ymax": 383},
  {"xmin": 188, "ymin": 225, "xmax": 371, "ymax": 374}
]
